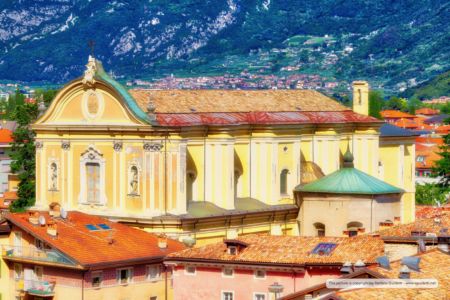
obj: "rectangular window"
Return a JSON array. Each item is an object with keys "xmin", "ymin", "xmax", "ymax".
[
  {"xmin": 34, "ymin": 266, "xmax": 43, "ymax": 281},
  {"xmin": 147, "ymin": 265, "xmax": 161, "ymax": 281},
  {"xmin": 254, "ymin": 270, "xmax": 266, "ymax": 279},
  {"xmin": 222, "ymin": 291, "xmax": 234, "ymax": 300},
  {"xmin": 184, "ymin": 266, "xmax": 196, "ymax": 275},
  {"xmin": 228, "ymin": 246, "xmax": 237, "ymax": 255},
  {"xmin": 35, "ymin": 238, "xmax": 45, "ymax": 250},
  {"xmin": 254, "ymin": 293, "xmax": 266, "ymax": 300},
  {"xmin": 14, "ymin": 264, "xmax": 22, "ymax": 280},
  {"xmin": 13, "ymin": 231, "xmax": 22, "ymax": 255},
  {"xmin": 222, "ymin": 267, "xmax": 234, "ymax": 278},
  {"xmin": 86, "ymin": 162, "xmax": 100, "ymax": 203},
  {"xmin": 117, "ymin": 268, "xmax": 132, "ymax": 285},
  {"xmin": 92, "ymin": 271, "xmax": 102, "ymax": 288},
  {"xmin": 150, "ymin": 297, "xmax": 157, "ymax": 300}
]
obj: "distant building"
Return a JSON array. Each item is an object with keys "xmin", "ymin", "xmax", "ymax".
[
  {"xmin": 0, "ymin": 127, "xmax": 15, "ymax": 195},
  {"xmin": 415, "ymin": 107, "xmax": 439, "ymax": 118},
  {"xmin": 0, "ymin": 210, "xmax": 184, "ymax": 300},
  {"xmin": 380, "ymin": 110, "xmax": 415, "ymax": 124},
  {"xmin": 165, "ymin": 234, "xmax": 384, "ymax": 300}
]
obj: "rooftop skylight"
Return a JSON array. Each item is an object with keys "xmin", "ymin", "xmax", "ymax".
[{"xmin": 311, "ymin": 243, "xmax": 337, "ymax": 256}]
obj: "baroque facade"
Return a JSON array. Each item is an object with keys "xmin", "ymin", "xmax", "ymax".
[{"xmin": 32, "ymin": 57, "xmax": 415, "ymax": 244}]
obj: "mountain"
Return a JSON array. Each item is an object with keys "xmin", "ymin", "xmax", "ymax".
[
  {"xmin": 402, "ymin": 70, "xmax": 450, "ymax": 100},
  {"xmin": 0, "ymin": 0, "xmax": 449, "ymax": 91}
]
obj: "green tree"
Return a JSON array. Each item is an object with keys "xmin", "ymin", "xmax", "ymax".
[
  {"xmin": 439, "ymin": 102, "xmax": 450, "ymax": 114},
  {"xmin": 384, "ymin": 96, "xmax": 408, "ymax": 111},
  {"xmin": 407, "ymin": 98, "xmax": 423, "ymax": 115},
  {"xmin": 415, "ymin": 184, "xmax": 448, "ymax": 205},
  {"xmin": 433, "ymin": 118, "xmax": 450, "ymax": 186},
  {"xmin": 34, "ymin": 88, "xmax": 59, "ymax": 106},
  {"xmin": 369, "ymin": 90, "xmax": 383, "ymax": 119},
  {"xmin": 9, "ymin": 102, "xmax": 38, "ymax": 212}
]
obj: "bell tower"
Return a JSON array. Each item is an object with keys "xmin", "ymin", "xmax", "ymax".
[{"xmin": 352, "ymin": 81, "xmax": 369, "ymax": 116}]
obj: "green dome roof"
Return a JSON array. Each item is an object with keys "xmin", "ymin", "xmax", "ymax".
[{"xmin": 295, "ymin": 167, "xmax": 404, "ymax": 195}]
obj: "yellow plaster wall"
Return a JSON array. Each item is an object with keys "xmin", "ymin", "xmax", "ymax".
[
  {"xmin": 186, "ymin": 144, "xmax": 204, "ymax": 202},
  {"xmin": 42, "ymin": 87, "xmax": 143, "ymax": 126},
  {"xmin": 0, "ymin": 233, "xmax": 10, "ymax": 300},
  {"xmin": 234, "ymin": 142, "xmax": 250, "ymax": 198}
]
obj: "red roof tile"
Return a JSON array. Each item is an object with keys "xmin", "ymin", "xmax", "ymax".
[
  {"xmin": 166, "ymin": 234, "xmax": 384, "ymax": 266},
  {"xmin": 378, "ymin": 210, "xmax": 450, "ymax": 239},
  {"xmin": 156, "ymin": 111, "xmax": 380, "ymax": 126},
  {"xmin": 416, "ymin": 108, "xmax": 439, "ymax": 116},
  {"xmin": 334, "ymin": 249, "xmax": 450, "ymax": 300},
  {"xmin": 6, "ymin": 211, "xmax": 185, "ymax": 268},
  {"xmin": 381, "ymin": 110, "xmax": 415, "ymax": 119}
]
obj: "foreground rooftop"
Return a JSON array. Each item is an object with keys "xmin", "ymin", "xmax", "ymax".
[
  {"xmin": 5, "ymin": 211, "xmax": 184, "ymax": 268},
  {"xmin": 166, "ymin": 234, "xmax": 384, "ymax": 266}
]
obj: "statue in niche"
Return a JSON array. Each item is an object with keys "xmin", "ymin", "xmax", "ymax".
[
  {"xmin": 130, "ymin": 166, "xmax": 138, "ymax": 195},
  {"xmin": 50, "ymin": 163, "xmax": 57, "ymax": 190}
]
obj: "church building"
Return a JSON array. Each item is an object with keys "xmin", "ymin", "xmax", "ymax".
[{"xmin": 31, "ymin": 56, "xmax": 415, "ymax": 245}]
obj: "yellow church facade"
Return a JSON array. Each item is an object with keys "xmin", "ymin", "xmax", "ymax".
[{"xmin": 31, "ymin": 57, "xmax": 415, "ymax": 245}]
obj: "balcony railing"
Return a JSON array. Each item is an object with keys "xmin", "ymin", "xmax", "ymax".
[
  {"xmin": 2, "ymin": 245, "xmax": 75, "ymax": 266},
  {"xmin": 15, "ymin": 279, "xmax": 56, "ymax": 297}
]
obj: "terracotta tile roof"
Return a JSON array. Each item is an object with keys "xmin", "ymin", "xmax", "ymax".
[
  {"xmin": 380, "ymin": 110, "xmax": 415, "ymax": 119},
  {"xmin": 6, "ymin": 211, "xmax": 185, "ymax": 268},
  {"xmin": 334, "ymin": 249, "xmax": 450, "ymax": 300},
  {"xmin": 416, "ymin": 205, "xmax": 450, "ymax": 219},
  {"xmin": 416, "ymin": 136, "xmax": 443, "ymax": 146},
  {"xmin": 416, "ymin": 108, "xmax": 440, "ymax": 116},
  {"xmin": 155, "ymin": 111, "xmax": 379, "ymax": 126},
  {"xmin": 416, "ymin": 144, "xmax": 441, "ymax": 170},
  {"xmin": 435, "ymin": 124, "xmax": 450, "ymax": 134},
  {"xmin": 393, "ymin": 118, "xmax": 419, "ymax": 129},
  {"xmin": 378, "ymin": 210, "xmax": 450, "ymax": 239},
  {"xmin": 127, "ymin": 89, "xmax": 381, "ymax": 126},
  {"xmin": 166, "ymin": 234, "xmax": 384, "ymax": 266},
  {"xmin": 0, "ymin": 128, "xmax": 13, "ymax": 143},
  {"xmin": 129, "ymin": 89, "xmax": 349, "ymax": 113}
]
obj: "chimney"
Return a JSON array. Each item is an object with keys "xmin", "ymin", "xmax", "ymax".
[
  {"xmin": 354, "ymin": 259, "xmax": 366, "ymax": 271},
  {"xmin": 437, "ymin": 235, "xmax": 449, "ymax": 253},
  {"xmin": 398, "ymin": 265, "xmax": 410, "ymax": 279},
  {"xmin": 352, "ymin": 81, "xmax": 369, "ymax": 116},
  {"xmin": 47, "ymin": 221, "xmax": 57, "ymax": 237},
  {"xmin": 340, "ymin": 261, "xmax": 353, "ymax": 274},
  {"xmin": 158, "ymin": 234, "xmax": 168, "ymax": 249}
]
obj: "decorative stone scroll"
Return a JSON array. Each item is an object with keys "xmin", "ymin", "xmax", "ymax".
[
  {"xmin": 61, "ymin": 141, "xmax": 70, "ymax": 151},
  {"xmin": 113, "ymin": 141, "xmax": 123, "ymax": 152},
  {"xmin": 143, "ymin": 142, "xmax": 163, "ymax": 152}
]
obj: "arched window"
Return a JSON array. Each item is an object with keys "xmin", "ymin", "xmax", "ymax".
[
  {"xmin": 314, "ymin": 222, "xmax": 325, "ymax": 237},
  {"xmin": 280, "ymin": 169, "xmax": 289, "ymax": 195},
  {"xmin": 347, "ymin": 221, "xmax": 363, "ymax": 237},
  {"xmin": 186, "ymin": 172, "xmax": 197, "ymax": 202}
]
